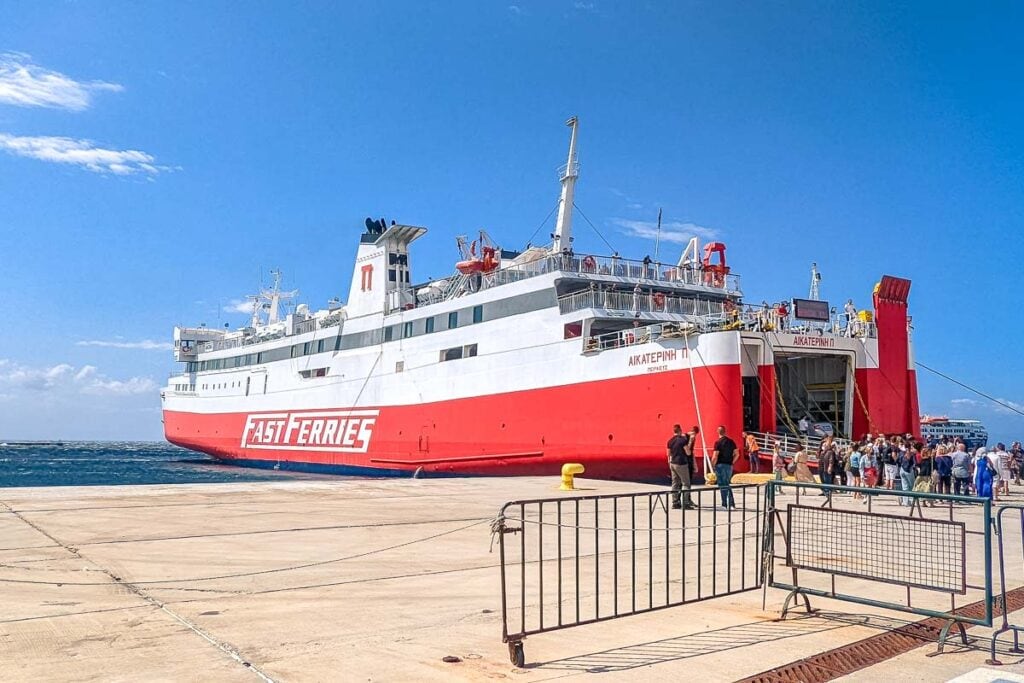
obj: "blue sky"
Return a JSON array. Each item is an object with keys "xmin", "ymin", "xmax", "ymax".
[{"xmin": 0, "ymin": 1, "xmax": 1021, "ymax": 442}]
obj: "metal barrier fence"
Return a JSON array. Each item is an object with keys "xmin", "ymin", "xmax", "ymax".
[
  {"xmin": 765, "ymin": 480, "xmax": 993, "ymax": 654},
  {"xmin": 988, "ymin": 504, "xmax": 1024, "ymax": 665},
  {"xmin": 495, "ymin": 484, "xmax": 764, "ymax": 667}
]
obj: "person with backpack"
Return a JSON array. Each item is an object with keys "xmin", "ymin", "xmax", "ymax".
[{"xmin": 848, "ymin": 447, "xmax": 863, "ymax": 499}]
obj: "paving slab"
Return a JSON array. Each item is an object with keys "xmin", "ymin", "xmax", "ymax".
[{"xmin": 0, "ymin": 477, "xmax": 1022, "ymax": 682}]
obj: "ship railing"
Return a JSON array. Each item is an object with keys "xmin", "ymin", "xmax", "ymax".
[
  {"xmin": 745, "ymin": 430, "xmax": 854, "ymax": 465},
  {"xmin": 548, "ymin": 253, "xmax": 742, "ymax": 293},
  {"xmin": 582, "ymin": 322, "xmax": 693, "ymax": 352},
  {"xmin": 559, "ymin": 289, "xmax": 727, "ymax": 317},
  {"xmin": 414, "ymin": 252, "xmax": 742, "ymax": 306}
]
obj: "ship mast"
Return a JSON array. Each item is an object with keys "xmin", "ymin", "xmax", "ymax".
[
  {"xmin": 809, "ymin": 262, "xmax": 821, "ymax": 300},
  {"xmin": 551, "ymin": 116, "xmax": 580, "ymax": 255},
  {"xmin": 262, "ymin": 269, "xmax": 297, "ymax": 324}
]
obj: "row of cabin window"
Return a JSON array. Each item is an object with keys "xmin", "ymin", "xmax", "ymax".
[
  {"xmin": 385, "ymin": 305, "xmax": 484, "ymax": 342},
  {"xmin": 200, "ymin": 381, "xmax": 243, "ymax": 390},
  {"xmin": 441, "ymin": 344, "xmax": 478, "ymax": 362},
  {"xmin": 186, "ymin": 304, "xmax": 487, "ymax": 374}
]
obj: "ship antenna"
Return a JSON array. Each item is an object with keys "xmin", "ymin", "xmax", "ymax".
[
  {"xmin": 653, "ymin": 208, "xmax": 663, "ymax": 262},
  {"xmin": 809, "ymin": 262, "xmax": 821, "ymax": 300},
  {"xmin": 551, "ymin": 116, "xmax": 579, "ymax": 255}
]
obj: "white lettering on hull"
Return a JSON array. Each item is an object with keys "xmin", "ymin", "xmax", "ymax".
[
  {"xmin": 627, "ymin": 349, "xmax": 680, "ymax": 368},
  {"xmin": 792, "ymin": 336, "xmax": 837, "ymax": 348},
  {"xmin": 241, "ymin": 410, "xmax": 379, "ymax": 453}
]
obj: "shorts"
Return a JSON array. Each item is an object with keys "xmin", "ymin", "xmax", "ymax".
[{"xmin": 883, "ymin": 464, "xmax": 898, "ymax": 483}]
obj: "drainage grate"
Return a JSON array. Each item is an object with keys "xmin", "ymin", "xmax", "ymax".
[{"xmin": 738, "ymin": 587, "xmax": 1024, "ymax": 683}]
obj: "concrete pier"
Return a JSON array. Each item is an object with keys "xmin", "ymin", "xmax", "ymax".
[{"xmin": 0, "ymin": 477, "xmax": 1022, "ymax": 681}]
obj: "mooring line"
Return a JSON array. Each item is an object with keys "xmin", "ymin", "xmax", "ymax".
[{"xmin": 0, "ymin": 499, "xmax": 277, "ymax": 683}]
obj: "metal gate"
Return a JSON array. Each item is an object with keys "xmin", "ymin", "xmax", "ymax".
[
  {"xmin": 494, "ymin": 484, "xmax": 765, "ymax": 666},
  {"xmin": 764, "ymin": 480, "xmax": 993, "ymax": 654}
]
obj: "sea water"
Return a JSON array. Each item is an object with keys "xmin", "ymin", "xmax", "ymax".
[{"xmin": 0, "ymin": 441, "xmax": 332, "ymax": 488}]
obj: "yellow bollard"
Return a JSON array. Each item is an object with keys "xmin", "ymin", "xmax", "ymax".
[{"xmin": 559, "ymin": 463, "xmax": 585, "ymax": 490}]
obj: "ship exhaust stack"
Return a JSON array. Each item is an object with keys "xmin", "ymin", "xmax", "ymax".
[
  {"xmin": 551, "ymin": 116, "xmax": 580, "ymax": 255},
  {"xmin": 853, "ymin": 275, "xmax": 921, "ymax": 439}
]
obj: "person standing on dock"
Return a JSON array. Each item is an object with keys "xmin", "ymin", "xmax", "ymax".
[
  {"xmin": 667, "ymin": 425, "xmax": 696, "ymax": 510},
  {"xmin": 712, "ymin": 425, "xmax": 737, "ymax": 509},
  {"xmin": 743, "ymin": 431, "xmax": 760, "ymax": 474},
  {"xmin": 951, "ymin": 443, "xmax": 972, "ymax": 496}
]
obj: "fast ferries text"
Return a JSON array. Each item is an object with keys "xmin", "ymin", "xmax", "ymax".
[{"xmin": 241, "ymin": 410, "xmax": 379, "ymax": 453}]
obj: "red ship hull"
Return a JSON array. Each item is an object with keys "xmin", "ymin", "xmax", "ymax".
[{"xmin": 164, "ymin": 364, "xmax": 744, "ymax": 482}]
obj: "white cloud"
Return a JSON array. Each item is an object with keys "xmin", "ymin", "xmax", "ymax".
[
  {"xmin": 0, "ymin": 52, "xmax": 122, "ymax": 111},
  {"xmin": 508, "ymin": 4, "xmax": 523, "ymax": 14},
  {"xmin": 0, "ymin": 358, "xmax": 156, "ymax": 397},
  {"xmin": 224, "ymin": 299, "xmax": 255, "ymax": 314},
  {"xmin": 573, "ymin": 1, "xmax": 596, "ymax": 11},
  {"xmin": 76, "ymin": 339, "xmax": 174, "ymax": 351},
  {"xmin": 0, "ymin": 134, "xmax": 173, "ymax": 176},
  {"xmin": 82, "ymin": 376, "xmax": 158, "ymax": 396},
  {"xmin": 611, "ymin": 218, "xmax": 721, "ymax": 245},
  {"xmin": 993, "ymin": 398, "xmax": 1024, "ymax": 416},
  {"xmin": 950, "ymin": 398, "xmax": 980, "ymax": 408}
]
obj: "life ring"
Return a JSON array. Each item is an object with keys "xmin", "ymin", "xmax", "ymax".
[
  {"xmin": 652, "ymin": 292, "xmax": 666, "ymax": 308},
  {"xmin": 582, "ymin": 255, "xmax": 597, "ymax": 272}
]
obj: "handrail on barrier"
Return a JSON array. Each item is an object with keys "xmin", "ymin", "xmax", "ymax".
[
  {"xmin": 496, "ymin": 484, "xmax": 765, "ymax": 667},
  {"xmin": 765, "ymin": 480, "xmax": 993, "ymax": 655},
  {"xmin": 987, "ymin": 503, "xmax": 1024, "ymax": 666}
]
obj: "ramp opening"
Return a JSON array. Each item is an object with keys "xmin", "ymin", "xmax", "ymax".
[{"xmin": 774, "ymin": 353, "xmax": 851, "ymax": 439}]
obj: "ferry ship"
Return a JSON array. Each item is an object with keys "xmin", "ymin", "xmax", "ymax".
[
  {"xmin": 162, "ymin": 118, "xmax": 921, "ymax": 481},
  {"xmin": 920, "ymin": 416, "xmax": 988, "ymax": 450}
]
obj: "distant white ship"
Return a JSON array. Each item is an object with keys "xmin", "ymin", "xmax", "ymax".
[{"xmin": 920, "ymin": 415, "xmax": 988, "ymax": 450}]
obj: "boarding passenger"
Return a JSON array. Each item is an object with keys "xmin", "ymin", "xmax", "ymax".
[
  {"xmin": 772, "ymin": 442, "xmax": 786, "ymax": 493},
  {"xmin": 898, "ymin": 445, "xmax": 917, "ymax": 506},
  {"xmin": 881, "ymin": 439, "xmax": 899, "ymax": 491},
  {"xmin": 973, "ymin": 447, "xmax": 995, "ymax": 500},
  {"xmin": 667, "ymin": 424, "xmax": 696, "ymax": 510},
  {"xmin": 951, "ymin": 443, "xmax": 972, "ymax": 496},
  {"xmin": 934, "ymin": 445, "xmax": 953, "ymax": 495},
  {"xmin": 712, "ymin": 426, "xmax": 737, "ymax": 509},
  {"xmin": 743, "ymin": 431, "xmax": 760, "ymax": 474},
  {"xmin": 913, "ymin": 447, "xmax": 936, "ymax": 506},
  {"xmin": 848, "ymin": 446, "xmax": 862, "ymax": 498},
  {"xmin": 793, "ymin": 448, "xmax": 815, "ymax": 484},
  {"xmin": 994, "ymin": 443, "xmax": 1012, "ymax": 498}
]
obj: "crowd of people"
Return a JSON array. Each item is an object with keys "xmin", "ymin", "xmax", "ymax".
[{"xmin": 770, "ymin": 434, "xmax": 1023, "ymax": 503}]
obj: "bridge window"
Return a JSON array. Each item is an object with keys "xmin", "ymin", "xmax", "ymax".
[
  {"xmin": 425, "ymin": 317, "xmax": 435, "ymax": 334},
  {"xmin": 403, "ymin": 322, "xmax": 413, "ymax": 338},
  {"xmin": 473, "ymin": 305, "xmax": 483, "ymax": 323},
  {"xmin": 448, "ymin": 311, "xmax": 458, "ymax": 329}
]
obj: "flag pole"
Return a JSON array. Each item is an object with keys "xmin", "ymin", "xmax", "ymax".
[{"xmin": 653, "ymin": 208, "xmax": 663, "ymax": 262}]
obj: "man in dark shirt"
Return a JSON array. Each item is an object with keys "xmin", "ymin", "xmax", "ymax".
[
  {"xmin": 667, "ymin": 424, "xmax": 696, "ymax": 509},
  {"xmin": 712, "ymin": 425, "xmax": 737, "ymax": 509}
]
